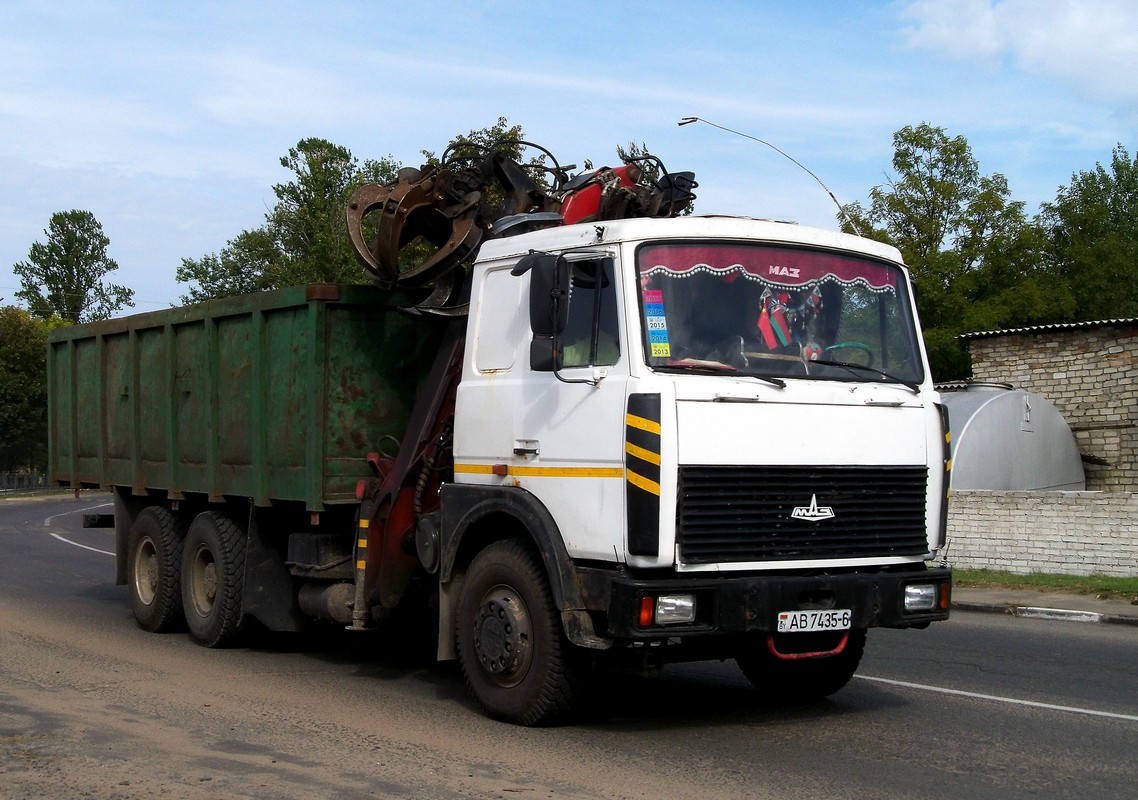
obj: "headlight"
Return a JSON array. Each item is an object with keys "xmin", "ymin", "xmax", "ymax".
[
  {"xmin": 639, "ymin": 593, "xmax": 697, "ymax": 626},
  {"xmin": 904, "ymin": 583, "xmax": 938, "ymax": 612}
]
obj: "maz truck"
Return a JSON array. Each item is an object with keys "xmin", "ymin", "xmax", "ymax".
[{"xmin": 49, "ymin": 213, "xmax": 952, "ymax": 725}]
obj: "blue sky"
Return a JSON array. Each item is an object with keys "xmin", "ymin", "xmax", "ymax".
[{"xmin": 2, "ymin": 0, "xmax": 1136, "ymax": 314}]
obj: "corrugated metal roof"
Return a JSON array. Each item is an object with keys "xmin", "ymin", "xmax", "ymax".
[{"xmin": 959, "ymin": 318, "xmax": 1138, "ymax": 340}]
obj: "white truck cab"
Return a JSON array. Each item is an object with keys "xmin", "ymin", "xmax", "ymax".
[{"xmin": 437, "ymin": 215, "xmax": 950, "ymax": 723}]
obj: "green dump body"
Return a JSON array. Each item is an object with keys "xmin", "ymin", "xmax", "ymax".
[{"xmin": 48, "ymin": 284, "xmax": 440, "ymax": 511}]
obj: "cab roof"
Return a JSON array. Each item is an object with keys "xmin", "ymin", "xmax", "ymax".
[{"xmin": 474, "ymin": 215, "xmax": 905, "ymax": 267}]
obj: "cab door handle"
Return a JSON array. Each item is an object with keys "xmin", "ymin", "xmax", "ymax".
[{"xmin": 513, "ymin": 439, "xmax": 540, "ymax": 456}]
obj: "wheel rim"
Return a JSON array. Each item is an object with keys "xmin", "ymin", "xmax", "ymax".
[
  {"xmin": 133, "ymin": 536, "xmax": 159, "ymax": 606},
  {"xmin": 188, "ymin": 543, "xmax": 218, "ymax": 618},
  {"xmin": 473, "ymin": 584, "xmax": 533, "ymax": 688}
]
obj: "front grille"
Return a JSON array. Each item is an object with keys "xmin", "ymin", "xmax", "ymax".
[{"xmin": 677, "ymin": 465, "xmax": 929, "ymax": 563}]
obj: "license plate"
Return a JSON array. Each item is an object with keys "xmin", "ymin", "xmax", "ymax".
[{"xmin": 777, "ymin": 609, "xmax": 852, "ymax": 633}]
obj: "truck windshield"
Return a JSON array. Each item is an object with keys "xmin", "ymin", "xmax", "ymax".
[{"xmin": 636, "ymin": 242, "xmax": 924, "ymax": 386}]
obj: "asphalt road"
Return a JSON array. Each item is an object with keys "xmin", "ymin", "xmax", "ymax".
[{"xmin": 2, "ymin": 494, "xmax": 1138, "ymax": 799}]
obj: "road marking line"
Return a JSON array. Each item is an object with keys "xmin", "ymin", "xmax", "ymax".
[
  {"xmin": 48, "ymin": 537, "xmax": 114, "ymax": 557},
  {"xmin": 43, "ymin": 502, "xmax": 113, "ymax": 527},
  {"xmin": 857, "ymin": 675, "xmax": 1138, "ymax": 723},
  {"xmin": 49, "ymin": 533, "xmax": 114, "ymax": 556}
]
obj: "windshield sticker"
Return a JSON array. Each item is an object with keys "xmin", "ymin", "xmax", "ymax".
[{"xmin": 642, "ymin": 288, "xmax": 671, "ymax": 357}]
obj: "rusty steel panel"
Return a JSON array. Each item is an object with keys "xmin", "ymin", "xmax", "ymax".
[{"xmin": 47, "ymin": 284, "xmax": 442, "ymax": 510}]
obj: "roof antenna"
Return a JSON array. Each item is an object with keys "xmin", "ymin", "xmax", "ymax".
[{"xmin": 678, "ymin": 116, "xmax": 862, "ymax": 236}]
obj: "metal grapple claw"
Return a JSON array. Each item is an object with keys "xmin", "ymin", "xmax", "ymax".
[
  {"xmin": 346, "ymin": 140, "xmax": 695, "ymax": 315},
  {"xmin": 346, "ymin": 167, "xmax": 483, "ymax": 290},
  {"xmin": 345, "ymin": 182, "xmax": 394, "ymax": 286}
]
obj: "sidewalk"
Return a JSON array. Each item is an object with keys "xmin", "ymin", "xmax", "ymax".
[{"xmin": 953, "ymin": 587, "xmax": 1138, "ymax": 626}]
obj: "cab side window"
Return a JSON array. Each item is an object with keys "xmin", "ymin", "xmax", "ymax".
[{"xmin": 560, "ymin": 259, "xmax": 620, "ymax": 368}]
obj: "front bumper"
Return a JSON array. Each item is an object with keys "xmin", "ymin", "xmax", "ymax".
[{"xmin": 585, "ymin": 566, "xmax": 951, "ymax": 639}]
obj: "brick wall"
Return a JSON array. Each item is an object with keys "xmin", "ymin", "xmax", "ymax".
[
  {"xmin": 967, "ymin": 323, "xmax": 1138, "ymax": 490},
  {"xmin": 948, "ymin": 490, "xmax": 1138, "ymax": 576}
]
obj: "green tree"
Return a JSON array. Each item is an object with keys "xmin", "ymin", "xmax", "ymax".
[
  {"xmin": 421, "ymin": 117, "xmax": 552, "ymax": 220},
  {"xmin": 0, "ymin": 307, "xmax": 62, "ymax": 471},
  {"xmin": 263, "ymin": 138, "xmax": 398, "ymax": 288},
  {"xmin": 177, "ymin": 138, "xmax": 401, "ymax": 302},
  {"xmin": 1040, "ymin": 144, "xmax": 1138, "ymax": 320},
  {"xmin": 175, "ymin": 228, "xmax": 279, "ymax": 304},
  {"xmin": 843, "ymin": 123, "xmax": 1058, "ymax": 381},
  {"xmin": 14, "ymin": 210, "xmax": 134, "ymax": 322},
  {"xmin": 421, "ymin": 116, "xmax": 528, "ymax": 167},
  {"xmin": 179, "ymin": 122, "xmax": 536, "ymax": 302}
]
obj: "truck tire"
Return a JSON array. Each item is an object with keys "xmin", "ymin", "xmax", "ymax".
[
  {"xmin": 181, "ymin": 511, "xmax": 246, "ymax": 648},
  {"xmin": 456, "ymin": 539, "xmax": 579, "ymax": 726},
  {"xmin": 736, "ymin": 628, "xmax": 867, "ymax": 702},
  {"xmin": 128, "ymin": 506, "xmax": 187, "ymax": 632}
]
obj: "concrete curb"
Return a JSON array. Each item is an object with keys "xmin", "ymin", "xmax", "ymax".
[
  {"xmin": 1010, "ymin": 606, "xmax": 1105, "ymax": 624},
  {"xmin": 952, "ymin": 600, "xmax": 1138, "ymax": 627}
]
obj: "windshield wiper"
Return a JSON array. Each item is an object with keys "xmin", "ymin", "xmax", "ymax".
[
  {"xmin": 660, "ymin": 359, "xmax": 786, "ymax": 388},
  {"xmin": 807, "ymin": 359, "xmax": 920, "ymax": 393}
]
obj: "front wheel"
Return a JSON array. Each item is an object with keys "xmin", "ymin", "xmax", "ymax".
[
  {"xmin": 456, "ymin": 540, "xmax": 580, "ymax": 725},
  {"xmin": 181, "ymin": 511, "xmax": 246, "ymax": 648},
  {"xmin": 736, "ymin": 628, "xmax": 867, "ymax": 702}
]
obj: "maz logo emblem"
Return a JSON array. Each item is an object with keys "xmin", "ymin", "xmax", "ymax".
[{"xmin": 790, "ymin": 494, "xmax": 835, "ymax": 521}]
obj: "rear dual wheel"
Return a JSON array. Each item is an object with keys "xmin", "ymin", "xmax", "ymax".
[
  {"xmin": 127, "ymin": 507, "xmax": 188, "ymax": 632},
  {"xmin": 182, "ymin": 511, "xmax": 246, "ymax": 648}
]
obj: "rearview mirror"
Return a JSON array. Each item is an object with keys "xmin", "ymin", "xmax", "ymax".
[{"xmin": 523, "ymin": 254, "xmax": 569, "ymax": 336}]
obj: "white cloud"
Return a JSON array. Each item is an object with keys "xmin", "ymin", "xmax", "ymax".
[
  {"xmin": 1002, "ymin": 1, "xmax": 1138, "ymax": 104},
  {"xmin": 196, "ymin": 54, "xmax": 351, "ymax": 126},
  {"xmin": 898, "ymin": 0, "xmax": 1003, "ymax": 58},
  {"xmin": 899, "ymin": 0, "xmax": 1138, "ymax": 107}
]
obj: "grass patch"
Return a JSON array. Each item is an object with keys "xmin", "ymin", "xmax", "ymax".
[{"xmin": 954, "ymin": 569, "xmax": 1138, "ymax": 601}]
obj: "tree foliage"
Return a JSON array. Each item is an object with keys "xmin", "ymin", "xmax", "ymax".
[
  {"xmin": 420, "ymin": 116, "xmax": 528, "ymax": 168},
  {"xmin": 1040, "ymin": 144, "xmax": 1138, "ymax": 320},
  {"xmin": 264, "ymin": 138, "xmax": 399, "ymax": 288},
  {"xmin": 178, "ymin": 120, "xmax": 551, "ymax": 302},
  {"xmin": 177, "ymin": 138, "xmax": 401, "ymax": 302},
  {"xmin": 843, "ymin": 123, "xmax": 1067, "ymax": 381},
  {"xmin": 13, "ymin": 210, "xmax": 134, "ymax": 322},
  {"xmin": 0, "ymin": 307, "xmax": 64, "ymax": 471},
  {"xmin": 175, "ymin": 228, "xmax": 279, "ymax": 303},
  {"xmin": 421, "ymin": 117, "xmax": 561, "ymax": 219}
]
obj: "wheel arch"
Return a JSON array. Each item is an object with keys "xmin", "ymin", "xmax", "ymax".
[
  {"xmin": 439, "ymin": 484, "xmax": 582, "ymax": 612},
  {"xmin": 436, "ymin": 484, "xmax": 587, "ymax": 661}
]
